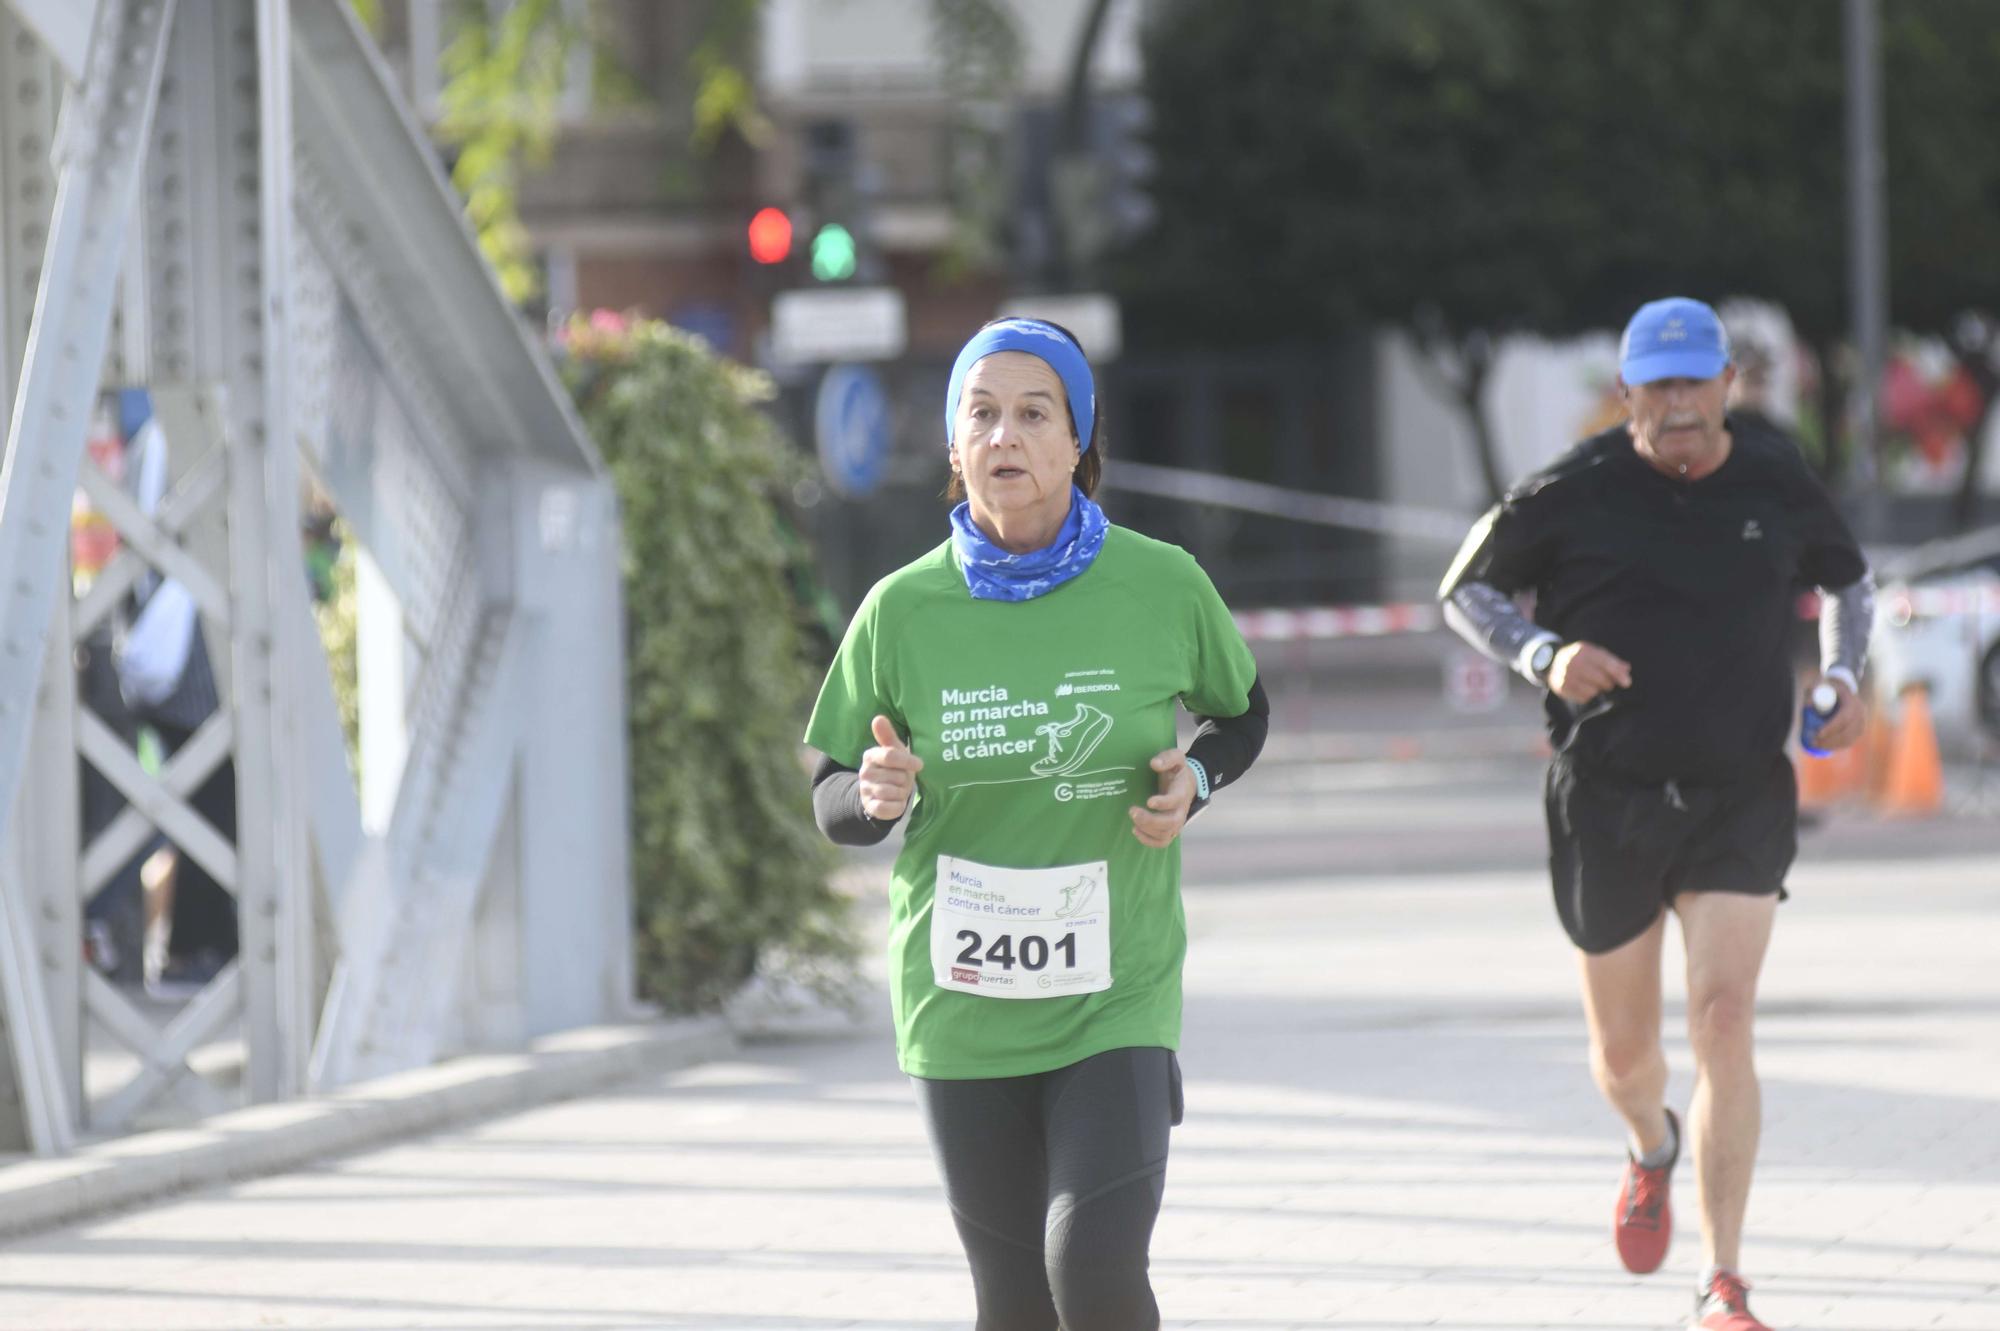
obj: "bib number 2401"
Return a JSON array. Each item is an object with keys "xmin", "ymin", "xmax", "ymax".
[{"xmin": 931, "ymin": 856, "xmax": 1112, "ymax": 1000}]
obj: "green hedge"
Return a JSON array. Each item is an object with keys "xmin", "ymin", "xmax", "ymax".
[{"xmin": 558, "ymin": 312, "xmax": 855, "ymax": 1012}]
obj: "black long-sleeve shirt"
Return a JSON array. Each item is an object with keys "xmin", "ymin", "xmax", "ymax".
[
  {"xmin": 812, "ymin": 675, "xmax": 1271, "ymax": 845},
  {"xmin": 1438, "ymin": 418, "xmax": 1868, "ymax": 784}
]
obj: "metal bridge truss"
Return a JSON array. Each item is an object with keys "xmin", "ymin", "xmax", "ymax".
[{"xmin": 0, "ymin": 0, "xmax": 633, "ymax": 1155}]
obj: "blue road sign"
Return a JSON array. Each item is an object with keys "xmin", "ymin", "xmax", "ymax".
[{"xmin": 814, "ymin": 363, "xmax": 892, "ymax": 497}]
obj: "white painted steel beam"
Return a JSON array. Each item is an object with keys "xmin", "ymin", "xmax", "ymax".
[
  {"xmin": 230, "ymin": 0, "xmax": 312, "ymax": 1102},
  {"xmin": 73, "ymin": 463, "xmax": 229, "ymax": 618},
  {"xmin": 373, "ymin": 616, "xmax": 524, "ymax": 1072},
  {"xmin": 506, "ymin": 466, "xmax": 634, "ymax": 1032},
  {"xmin": 143, "ymin": 0, "xmax": 312, "ymax": 1105},
  {"xmin": 86, "ymin": 965, "xmax": 237, "ymax": 1127},
  {"xmin": 0, "ymin": 0, "xmax": 630, "ymax": 1146},
  {"xmin": 75, "ymin": 708, "xmax": 239, "ymax": 891},
  {"xmin": 78, "ymin": 712, "xmax": 232, "ymax": 895},
  {"xmin": 70, "ymin": 442, "xmax": 225, "ymax": 636},
  {"xmin": 23, "ymin": 618, "xmax": 79, "ymax": 1107},
  {"xmin": 289, "ymin": 1, "xmax": 597, "ymax": 472},
  {"xmin": 0, "ymin": 5, "xmax": 60, "ymax": 421},
  {"xmin": 1, "ymin": 0, "xmax": 98, "ymax": 82},
  {"xmin": 0, "ymin": 621, "xmax": 77, "ymax": 1148},
  {"xmin": 292, "ymin": 587, "xmax": 362, "ymax": 920},
  {"xmin": 314, "ymin": 608, "xmax": 522, "ymax": 1087},
  {"xmin": 0, "ymin": 0, "xmax": 177, "ymax": 1159},
  {"xmin": 0, "ymin": 9, "xmax": 70, "ymax": 1152}
]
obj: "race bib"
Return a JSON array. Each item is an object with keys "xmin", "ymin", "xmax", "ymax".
[{"xmin": 931, "ymin": 856, "xmax": 1112, "ymax": 999}]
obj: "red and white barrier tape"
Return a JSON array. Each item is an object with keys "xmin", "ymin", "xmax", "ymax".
[
  {"xmin": 1236, "ymin": 582, "xmax": 2000, "ymax": 645},
  {"xmin": 1234, "ymin": 603, "xmax": 1441, "ymax": 643},
  {"xmin": 1886, "ymin": 583, "xmax": 2000, "ymax": 621}
]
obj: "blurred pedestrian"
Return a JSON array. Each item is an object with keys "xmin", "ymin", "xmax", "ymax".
[
  {"xmin": 114, "ymin": 397, "xmax": 239, "ymax": 994},
  {"xmin": 1727, "ymin": 341, "xmax": 1779, "ymax": 425},
  {"xmin": 1438, "ymin": 298, "xmax": 1876, "ymax": 1331},
  {"xmin": 804, "ymin": 317, "xmax": 1269, "ymax": 1330}
]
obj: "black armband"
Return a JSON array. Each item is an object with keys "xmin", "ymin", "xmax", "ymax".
[
  {"xmin": 1185, "ymin": 674, "xmax": 1270, "ymax": 815},
  {"xmin": 811, "ymin": 752, "xmax": 898, "ymax": 846}
]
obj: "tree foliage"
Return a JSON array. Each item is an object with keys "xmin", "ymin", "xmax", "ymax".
[
  {"xmin": 1881, "ymin": 1, "xmax": 2000, "ymax": 523},
  {"xmin": 309, "ymin": 525, "xmax": 360, "ymax": 776},
  {"xmin": 1125, "ymin": 0, "xmax": 2000, "ymax": 500},
  {"xmin": 420, "ymin": 0, "xmax": 767, "ymax": 303},
  {"xmin": 1883, "ymin": 2, "xmax": 2000, "ymax": 339},
  {"xmin": 414, "ymin": 0, "xmax": 1028, "ymax": 297},
  {"xmin": 1126, "ymin": 1, "xmax": 1634, "ymax": 500},
  {"xmin": 929, "ymin": 0, "xmax": 1027, "ymax": 277},
  {"xmin": 689, "ymin": 0, "xmax": 774, "ymax": 151},
  {"xmin": 559, "ymin": 313, "xmax": 855, "ymax": 1012},
  {"xmin": 435, "ymin": 0, "xmax": 581, "ymax": 304}
]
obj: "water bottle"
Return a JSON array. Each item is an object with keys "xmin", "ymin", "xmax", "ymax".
[{"xmin": 1800, "ymin": 683, "xmax": 1839, "ymax": 757}]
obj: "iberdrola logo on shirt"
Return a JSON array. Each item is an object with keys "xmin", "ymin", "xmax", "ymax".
[{"xmin": 933, "ymin": 670, "xmax": 1129, "ymax": 802}]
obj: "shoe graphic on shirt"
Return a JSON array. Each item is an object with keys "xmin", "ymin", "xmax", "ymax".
[
  {"xmin": 1031, "ymin": 704, "xmax": 1113, "ymax": 777},
  {"xmin": 1054, "ymin": 874, "xmax": 1099, "ymax": 919}
]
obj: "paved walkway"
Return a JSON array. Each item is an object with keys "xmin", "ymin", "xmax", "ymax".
[{"xmin": 0, "ymin": 848, "xmax": 1995, "ymax": 1329}]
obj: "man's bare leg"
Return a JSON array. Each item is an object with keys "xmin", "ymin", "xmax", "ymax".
[
  {"xmin": 1576, "ymin": 910, "xmax": 1672, "ymax": 1155},
  {"xmin": 1672, "ymin": 889, "xmax": 1778, "ymax": 1272}
]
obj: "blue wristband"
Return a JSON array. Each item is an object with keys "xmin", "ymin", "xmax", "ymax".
[{"xmin": 1186, "ymin": 756, "xmax": 1211, "ymax": 802}]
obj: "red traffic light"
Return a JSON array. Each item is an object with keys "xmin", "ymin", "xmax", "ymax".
[{"xmin": 747, "ymin": 207, "xmax": 794, "ymax": 265}]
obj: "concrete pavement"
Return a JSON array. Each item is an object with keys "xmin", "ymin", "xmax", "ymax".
[
  {"xmin": 0, "ymin": 1021, "xmax": 732, "ymax": 1243},
  {"xmin": 0, "ymin": 779, "xmax": 1995, "ymax": 1328}
]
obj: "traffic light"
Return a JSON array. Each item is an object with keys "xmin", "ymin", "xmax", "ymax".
[
  {"xmin": 1095, "ymin": 94, "xmax": 1157, "ymax": 243},
  {"xmin": 810, "ymin": 222, "xmax": 857, "ymax": 282},
  {"xmin": 1042, "ymin": 93, "xmax": 1158, "ymax": 283},
  {"xmin": 747, "ymin": 207, "xmax": 794, "ymax": 265},
  {"xmin": 800, "ymin": 118, "xmax": 877, "ymax": 284}
]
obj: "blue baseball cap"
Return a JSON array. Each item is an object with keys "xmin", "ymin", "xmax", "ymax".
[{"xmin": 1619, "ymin": 297, "xmax": 1732, "ymax": 385}]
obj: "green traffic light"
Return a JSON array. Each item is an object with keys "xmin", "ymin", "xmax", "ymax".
[{"xmin": 811, "ymin": 223, "xmax": 857, "ymax": 281}]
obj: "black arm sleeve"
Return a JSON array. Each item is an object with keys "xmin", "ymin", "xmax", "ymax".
[
  {"xmin": 1185, "ymin": 674, "xmax": 1270, "ymax": 814},
  {"xmin": 811, "ymin": 751, "xmax": 899, "ymax": 847}
]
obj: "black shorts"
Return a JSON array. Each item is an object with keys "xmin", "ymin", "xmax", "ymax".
[{"xmin": 1544, "ymin": 751, "xmax": 1797, "ymax": 955}]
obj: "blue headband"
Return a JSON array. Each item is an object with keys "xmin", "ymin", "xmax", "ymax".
[{"xmin": 944, "ymin": 319, "xmax": 1096, "ymax": 451}]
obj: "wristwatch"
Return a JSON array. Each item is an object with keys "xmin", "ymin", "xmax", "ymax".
[
  {"xmin": 1186, "ymin": 756, "xmax": 1211, "ymax": 802},
  {"xmin": 1528, "ymin": 640, "xmax": 1558, "ymax": 684}
]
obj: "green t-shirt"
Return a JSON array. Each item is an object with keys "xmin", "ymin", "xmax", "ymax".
[{"xmin": 804, "ymin": 524, "xmax": 1258, "ymax": 1079}]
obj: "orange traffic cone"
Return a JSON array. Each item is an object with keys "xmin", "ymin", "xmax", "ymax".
[
  {"xmin": 1796, "ymin": 740, "xmax": 1864, "ymax": 808},
  {"xmin": 1861, "ymin": 693, "xmax": 1897, "ymax": 801},
  {"xmin": 1877, "ymin": 686, "xmax": 1944, "ymax": 818}
]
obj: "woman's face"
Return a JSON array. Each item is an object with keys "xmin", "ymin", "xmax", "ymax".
[{"xmin": 950, "ymin": 352, "xmax": 1079, "ymax": 530}]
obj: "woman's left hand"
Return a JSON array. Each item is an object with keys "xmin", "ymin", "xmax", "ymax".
[{"xmin": 1130, "ymin": 748, "xmax": 1195, "ymax": 847}]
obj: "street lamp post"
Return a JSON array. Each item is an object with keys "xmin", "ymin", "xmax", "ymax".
[{"xmin": 1845, "ymin": 0, "xmax": 1888, "ymax": 538}]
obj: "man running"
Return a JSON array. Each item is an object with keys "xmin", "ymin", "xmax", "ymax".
[{"xmin": 1439, "ymin": 297, "xmax": 1875, "ymax": 1331}]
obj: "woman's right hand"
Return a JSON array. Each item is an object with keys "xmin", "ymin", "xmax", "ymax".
[{"xmin": 859, "ymin": 714, "xmax": 924, "ymax": 820}]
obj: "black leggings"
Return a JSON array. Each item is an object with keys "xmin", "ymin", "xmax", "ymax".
[{"xmin": 914, "ymin": 1046, "xmax": 1181, "ymax": 1331}]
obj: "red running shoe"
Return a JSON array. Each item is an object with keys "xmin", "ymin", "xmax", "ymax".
[
  {"xmin": 1614, "ymin": 1106, "xmax": 1678, "ymax": 1274},
  {"xmin": 1689, "ymin": 1269, "xmax": 1772, "ymax": 1331}
]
